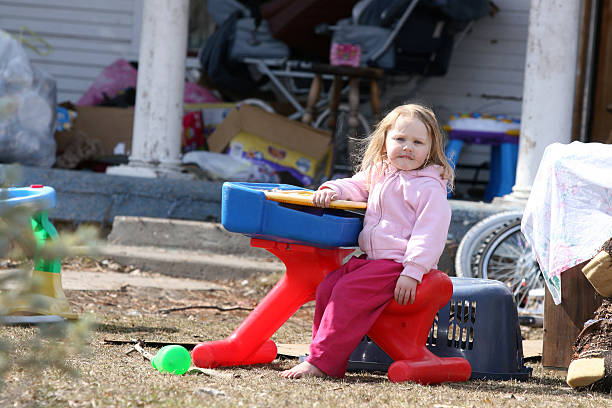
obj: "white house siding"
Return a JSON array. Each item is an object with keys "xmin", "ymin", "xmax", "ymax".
[
  {"xmin": 383, "ymin": 0, "xmax": 530, "ymax": 198},
  {"xmin": 0, "ymin": 0, "xmax": 143, "ymax": 103}
]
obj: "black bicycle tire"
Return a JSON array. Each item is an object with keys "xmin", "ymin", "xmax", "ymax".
[
  {"xmin": 474, "ymin": 217, "xmax": 544, "ymax": 312},
  {"xmin": 454, "ymin": 211, "xmax": 524, "ymax": 277}
]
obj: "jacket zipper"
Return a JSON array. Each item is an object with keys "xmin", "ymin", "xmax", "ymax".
[{"xmin": 368, "ymin": 171, "xmax": 399, "ymax": 254}]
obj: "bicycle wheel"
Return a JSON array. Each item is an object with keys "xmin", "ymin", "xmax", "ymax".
[
  {"xmin": 455, "ymin": 211, "xmax": 524, "ymax": 278},
  {"xmin": 314, "ymin": 104, "xmax": 370, "ymax": 171},
  {"xmin": 474, "ymin": 217, "xmax": 544, "ymax": 315}
]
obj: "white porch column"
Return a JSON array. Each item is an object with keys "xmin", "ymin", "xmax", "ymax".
[
  {"xmin": 509, "ymin": 0, "xmax": 581, "ymax": 200},
  {"xmin": 107, "ymin": 0, "xmax": 190, "ymax": 178}
]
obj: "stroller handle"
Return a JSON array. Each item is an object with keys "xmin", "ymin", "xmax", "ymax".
[{"xmin": 369, "ymin": 0, "xmax": 420, "ymax": 65}]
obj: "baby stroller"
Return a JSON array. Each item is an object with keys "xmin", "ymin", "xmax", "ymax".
[{"xmin": 199, "ymin": 0, "xmax": 490, "ymax": 172}]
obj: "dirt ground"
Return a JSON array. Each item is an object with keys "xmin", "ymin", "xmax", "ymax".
[{"xmin": 1, "ymin": 257, "xmax": 611, "ymax": 407}]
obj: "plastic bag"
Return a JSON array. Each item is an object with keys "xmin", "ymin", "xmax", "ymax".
[
  {"xmin": 182, "ymin": 151, "xmax": 279, "ymax": 183},
  {"xmin": 0, "ymin": 30, "xmax": 56, "ymax": 167},
  {"xmin": 77, "ymin": 59, "xmax": 138, "ymax": 106}
]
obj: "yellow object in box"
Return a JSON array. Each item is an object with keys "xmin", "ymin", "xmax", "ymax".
[{"xmin": 228, "ymin": 131, "xmax": 332, "ymax": 186}]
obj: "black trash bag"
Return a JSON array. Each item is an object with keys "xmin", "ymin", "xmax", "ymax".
[{"xmin": 198, "ymin": 10, "xmax": 259, "ymax": 98}]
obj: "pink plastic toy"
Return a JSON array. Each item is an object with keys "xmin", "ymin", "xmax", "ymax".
[
  {"xmin": 330, "ymin": 43, "xmax": 362, "ymax": 67},
  {"xmin": 192, "ymin": 238, "xmax": 471, "ymax": 384}
]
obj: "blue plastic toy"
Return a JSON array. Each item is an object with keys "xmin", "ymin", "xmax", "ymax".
[{"xmin": 221, "ymin": 182, "xmax": 363, "ymax": 248}]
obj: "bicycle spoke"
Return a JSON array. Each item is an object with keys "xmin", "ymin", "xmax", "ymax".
[{"xmin": 478, "ymin": 223, "xmax": 544, "ymax": 316}]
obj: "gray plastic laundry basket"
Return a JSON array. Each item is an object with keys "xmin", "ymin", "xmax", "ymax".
[{"xmin": 348, "ymin": 277, "xmax": 533, "ymax": 380}]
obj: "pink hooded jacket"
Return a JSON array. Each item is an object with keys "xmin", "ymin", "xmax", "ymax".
[{"xmin": 319, "ymin": 163, "xmax": 451, "ymax": 282}]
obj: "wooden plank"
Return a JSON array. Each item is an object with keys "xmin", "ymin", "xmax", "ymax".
[
  {"xmin": 422, "ymin": 80, "xmax": 523, "ymax": 100},
  {"xmin": 26, "ymin": 36, "xmax": 133, "ymax": 54},
  {"xmin": 589, "ymin": 0, "xmax": 612, "ymax": 143},
  {"xmin": 30, "ymin": 62, "xmax": 107, "ymax": 81},
  {"xmin": 522, "ymin": 339, "xmax": 543, "ymax": 360},
  {"xmin": 457, "ymin": 38, "xmax": 527, "ymax": 57},
  {"xmin": 494, "ymin": 0, "xmax": 531, "ymax": 12},
  {"xmin": 0, "ymin": 4, "xmax": 133, "ymax": 25},
  {"xmin": 408, "ymin": 94, "xmax": 522, "ymax": 118},
  {"xmin": 0, "ymin": 18, "xmax": 133, "ymax": 40},
  {"xmin": 28, "ymin": 50, "xmax": 125, "ymax": 68},
  {"xmin": 451, "ymin": 50, "xmax": 526, "ymax": 71},
  {"xmin": 474, "ymin": 11, "xmax": 529, "ymax": 27},
  {"xmin": 57, "ymin": 90, "xmax": 86, "ymax": 103},
  {"xmin": 4, "ymin": 29, "xmax": 133, "ymax": 57},
  {"xmin": 52, "ymin": 77, "xmax": 99, "ymax": 93},
  {"xmin": 443, "ymin": 67, "xmax": 525, "ymax": 85},
  {"xmin": 542, "ymin": 261, "xmax": 603, "ymax": 369},
  {"xmin": 0, "ymin": 0, "xmax": 133, "ymax": 12},
  {"xmin": 276, "ymin": 343, "xmax": 309, "ymax": 358},
  {"xmin": 469, "ymin": 24, "xmax": 529, "ymax": 42}
]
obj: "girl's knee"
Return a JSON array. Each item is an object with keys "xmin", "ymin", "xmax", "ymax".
[{"xmin": 315, "ymin": 278, "xmax": 335, "ymax": 302}]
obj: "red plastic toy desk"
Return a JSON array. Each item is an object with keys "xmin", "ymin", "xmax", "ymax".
[{"xmin": 192, "ymin": 238, "xmax": 471, "ymax": 384}]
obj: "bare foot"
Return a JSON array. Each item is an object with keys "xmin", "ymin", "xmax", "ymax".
[{"xmin": 279, "ymin": 361, "xmax": 326, "ymax": 379}]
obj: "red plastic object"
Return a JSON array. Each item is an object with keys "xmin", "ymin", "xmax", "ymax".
[
  {"xmin": 368, "ymin": 269, "xmax": 472, "ymax": 384},
  {"xmin": 191, "ymin": 238, "xmax": 354, "ymax": 368},
  {"xmin": 30, "ymin": 184, "xmax": 44, "ymax": 188},
  {"xmin": 192, "ymin": 238, "xmax": 471, "ymax": 385}
]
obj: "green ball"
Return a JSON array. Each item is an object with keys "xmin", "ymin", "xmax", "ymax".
[{"xmin": 151, "ymin": 345, "xmax": 191, "ymax": 375}]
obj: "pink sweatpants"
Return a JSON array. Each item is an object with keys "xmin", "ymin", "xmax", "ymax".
[{"xmin": 306, "ymin": 255, "xmax": 403, "ymax": 378}]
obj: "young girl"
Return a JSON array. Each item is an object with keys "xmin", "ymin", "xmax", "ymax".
[{"xmin": 280, "ymin": 103, "xmax": 454, "ymax": 379}]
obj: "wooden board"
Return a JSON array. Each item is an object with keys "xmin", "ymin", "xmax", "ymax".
[
  {"xmin": 276, "ymin": 343, "xmax": 310, "ymax": 358},
  {"xmin": 264, "ymin": 190, "xmax": 367, "ymax": 210},
  {"xmin": 589, "ymin": 0, "xmax": 612, "ymax": 143},
  {"xmin": 278, "ymin": 340, "xmax": 544, "ymax": 360},
  {"xmin": 522, "ymin": 339, "xmax": 542, "ymax": 360},
  {"xmin": 542, "ymin": 261, "xmax": 603, "ymax": 369}
]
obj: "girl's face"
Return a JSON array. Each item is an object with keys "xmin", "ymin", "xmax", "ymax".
[{"xmin": 384, "ymin": 115, "xmax": 431, "ymax": 171}]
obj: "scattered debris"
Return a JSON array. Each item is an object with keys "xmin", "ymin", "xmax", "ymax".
[
  {"xmin": 104, "ymin": 338, "xmax": 198, "ymax": 350},
  {"xmin": 195, "ymin": 387, "xmax": 226, "ymax": 397},
  {"xmin": 158, "ymin": 304, "xmax": 253, "ymax": 314},
  {"xmin": 188, "ymin": 367, "xmax": 234, "ymax": 379},
  {"xmin": 133, "ymin": 340, "xmax": 155, "ymax": 361},
  {"xmin": 122, "ymin": 338, "xmax": 232, "ymax": 378}
]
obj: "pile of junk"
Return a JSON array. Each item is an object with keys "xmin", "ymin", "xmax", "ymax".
[{"xmin": 1, "ymin": 0, "xmax": 492, "ymax": 188}]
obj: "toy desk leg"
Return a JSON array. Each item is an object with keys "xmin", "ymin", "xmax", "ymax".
[
  {"xmin": 543, "ymin": 261, "xmax": 603, "ymax": 368},
  {"xmin": 192, "ymin": 238, "xmax": 354, "ymax": 368},
  {"xmin": 367, "ymin": 270, "xmax": 471, "ymax": 384}
]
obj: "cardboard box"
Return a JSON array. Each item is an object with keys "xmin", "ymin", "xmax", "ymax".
[
  {"xmin": 56, "ymin": 104, "xmax": 235, "ymax": 158},
  {"xmin": 55, "ymin": 106, "xmax": 134, "ymax": 156},
  {"xmin": 208, "ymin": 104, "xmax": 332, "ymax": 185}
]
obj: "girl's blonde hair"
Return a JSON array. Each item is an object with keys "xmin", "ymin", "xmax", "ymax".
[{"xmin": 358, "ymin": 103, "xmax": 454, "ymax": 190}]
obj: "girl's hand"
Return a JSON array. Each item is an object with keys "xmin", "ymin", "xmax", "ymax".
[
  {"xmin": 394, "ymin": 275, "xmax": 418, "ymax": 305},
  {"xmin": 312, "ymin": 189, "xmax": 338, "ymax": 208}
]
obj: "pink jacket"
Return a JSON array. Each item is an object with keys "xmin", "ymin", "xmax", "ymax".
[{"xmin": 320, "ymin": 163, "xmax": 451, "ymax": 282}]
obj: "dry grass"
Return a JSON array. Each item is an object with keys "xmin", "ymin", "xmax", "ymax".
[{"xmin": 1, "ymin": 264, "xmax": 611, "ymax": 407}]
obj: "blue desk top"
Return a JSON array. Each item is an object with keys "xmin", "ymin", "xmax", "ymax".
[{"xmin": 221, "ymin": 182, "xmax": 363, "ymax": 248}]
